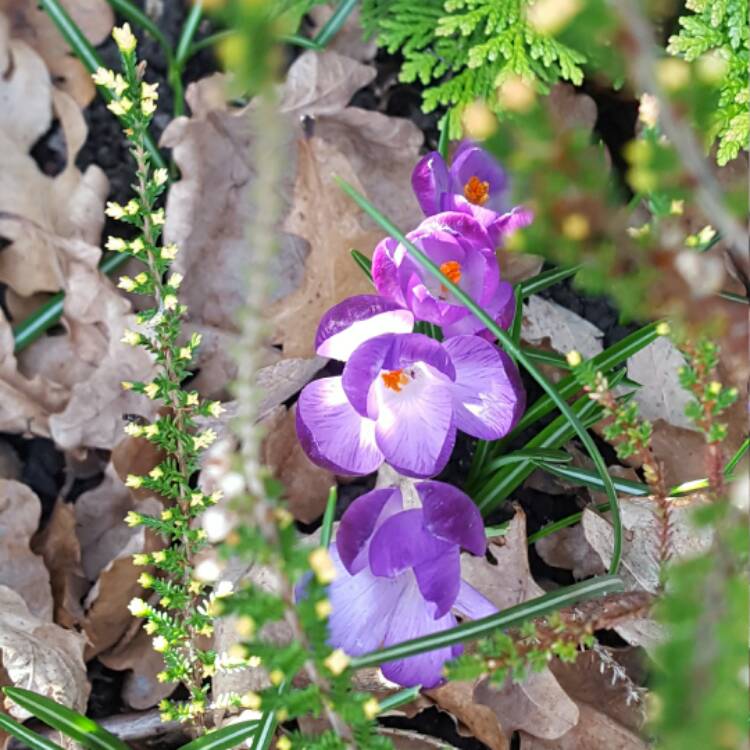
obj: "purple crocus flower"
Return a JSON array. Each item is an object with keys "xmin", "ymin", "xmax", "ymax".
[
  {"xmin": 296, "ymin": 295, "xmax": 525, "ymax": 478},
  {"xmin": 328, "ymin": 481, "xmax": 497, "ymax": 687},
  {"xmin": 372, "ymin": 211, "xmax": 516, "ymax": 337},
  {"xmin": 411, "ymin": 141, "xmax": 533, "ymax": 247}
]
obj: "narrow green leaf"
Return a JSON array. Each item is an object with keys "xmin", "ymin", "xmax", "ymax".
[
  {"xmin": 39, "ymin": 0, "xmax": 166, "ymax": 169},
  {"xmin": 13, "ymin": 252, "xmax": 130, "ymax": 353},
  {"xmin": 533, "ymin": 462, "xmax": 650, "ymax": 497},
  {"xmin": 518, "ymin": 265, "xmax": 582, "ymax": 297},
  {"xmin": 249, "ymin": 711, "xmax": 277, "ymax": 750},
  {"xmin": 0, "ymin": 714, "xmax": 66, "ymax": 750},
  {"xmin": 484, "ymin": 448, "xmax": 572, "ymax": 473},
  {"xmin": 313, "ymin": 0, "xmax": 359, "ymax": 47},
  {"xmin": 377, "ymin": 686, "xmax": 423, "ymax": 713},
  {"xmin": 521, "ymin": 348, "xmax": 571, "ymax": 369},
  {"xmin": 718, "ymin": 290, "xmax": 748, "ymax": 304},
  {"xmin": 180, "ymin": 721, "xmax": 258, "ymax": 750},
  {"xmin": 724, "ymin": 437, "xmax": 749, "ymax": 474},
  {"xmin": 337, "ymin": 178, "xmax": 623, "ymax": 572},
  {"xmin": 437, "ymin": 116, "xmax": 450, "ymax": 160},
  {"xmin": 526, "ymin": 502, "xmax": 610, "ymax": 545},
  {"xmin": 320, "ymin": 486, "xmax": 337, "ymax": 549},
  {"xmin": 350, "ymin": 576, "xmax": 624, "ymax": 667},
  {"xmin": 485, "ymin": 522, "xmax": 509, "ymax": 537},
  {"xmin": 510, "ymin": 285, "xmax": 524, "ymax": 354},
  {"xmin": 350, "ymin": 248, "xmax": 373, "ymax": 281},
  {"xmin": 2, "ymin": 688, "xmax": 129, "ymax": 750},
  {"xmin": 175, "ymin": 0, "xmax": 204, "ymax": 67}
]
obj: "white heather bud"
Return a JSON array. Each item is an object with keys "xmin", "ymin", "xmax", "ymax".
[
  {"xmin": 152, "ymin": 636, "xmax": 168, "ymax": 653},
  {"xmin": 112, "ymin": 23, "xmax": 137, "ymax": 53},
  {"xmin": 309, "ymin": 548, "xmax": 336, "ymax": 584},
  {"xmin": 208, "ymin": 401, "xmax": 225, "ymax": 417},
  {"xmin": 215, "ymin": 580, "xmax": 234, "ymax": 598},
  {"xmin": 106, "ymin": 202, "xmax": 126, "ymax": 219},
  {"xmin": 107, "ymin": 98, "xmax": 133, "ymax": 117},
  {"xmin": 128, "ymin": 597, "xmax": 149, "ymax": 617},
  {"xmin": 324, "ymin": 649, "xmax": 350, "ymax": 675},
  {"xmin": 106, "ymin": 236, "xmax": 127, "ymax": 252},
  {"xmin": 163, "ymin": 294, "xmax": 178, "ymax": 311},
  {"xmin": 202, "ymin": 507, "xmax": 234, "ymax": 543},
  {"xmin": 153, "ymin": 168, "xmax": 168, "ymax": 186},
  {"xmin": 566, "ymin": 350, "xmax": 582, "ymax": 367},
  {"xmin": 92, "ymin": 67, "xmax": 115, "ymax": 87},
  {"xmin": 141, "ymin": 81, "xmax": 159, "ymax": 101},
  {"xmin": 161, "ymin": 243, "xmax": 179, "ymax": 260},
  {"xmin": 195, "ymin": 555, "xmax": 223, "ymax": 582},
  {"xmin": 220, "ymin": 472, "xmax": 245, "ymax": 499},
  {"xmin": 167, "ymin": 272, "xmax": 183, "ymax": 288},
  {"xmin": 121, "ymin": 330, "xmax": 141, "ymax": 346}
]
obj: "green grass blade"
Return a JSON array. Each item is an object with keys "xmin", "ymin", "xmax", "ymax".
[
  {"xmin": 520, "ymin": 348, "xmax": 571, "ymax": 369},
  {"xmin": 484, "ymin": 448, "xmax": 572, "ymax": 472},
  {"xmin": 350, "ymin": 248, "xmax": 373, "ymax": 280},
  {"xmin": 534, "ymin": 462, "xmax": 650, "ymax": 496},
  {"xmin": 320, "ymin": 486, "xmax": 337, "ymax": 548},
  {"xmin": 724, "ymin": 437, "xmax": 749, "ymax": 473},
  {"xmin": 179, "ymin": 721, "xmax": 258, "ymax": 750},
  {"xmin": 509, "ymin": 285, "xmax": 524, "ymax": 354},
  {"xmin": 249, "ymin": 711, "xmax": 277, "ymax": 750},
  {"xmin": 377, "ymin": 686, "xmax": 423, "ymax": 713},
  {"xmin": 313, "ymin": 0, "xmax": 359, "ymax": 47},
  {"xmin": 526, "ymin": 503, "xmax": 610, "ymax": 545},
  {"xmin": 175, "ymin": 0, "xmax": 204, "ymax": 66},
  {"xmin": 337, "ymin": 177, "xmax": 623, "ymax": 572},
  {"xmin": 518, "ymin": 265, "xmax": 582, "ymax": 297},
  {"xmin": 718, "ymin": 290, "xmax": 748, "ymax": 304},
  {"xmin": 349, "ymin": 576, "xmax": 623, "ymax": 668},
  {"xmin": 0, "ymin": 714, "xmax": 66, "ymax": 750},
  {"xmin": 39, "ymin": 0, "xmax": 166, "ymax": 169},
  {"xmin": 2, "ymin": 689, "xmax": 129, "ymax": 750},
  {"xmin": 13, "ymin": 252, "xmax": 130, "ymax": 353},
  {"xmin": 106, "ymin": 0, "xmax": 173, "ymax": 60},
  {"xmin": 437, "ymin": 117, "xmax": 450, "ymax": 160}
]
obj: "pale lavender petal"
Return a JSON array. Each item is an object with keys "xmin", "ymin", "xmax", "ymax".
[
  {"xmin": 486, "ymin": 206, "xmax": 534, "ymax": 248},
  {"xmin": 372, "ymin": 237, "xmax": 408, "ymax": 308},
  {"xmin": 412, "ymin": 151, "xmax": 450, "ymax": 216},
  {"xmin": 327, "ymin": 546, "xmax": 404, "ymax": 656},
  {"xmin": 380, "ymin": 575, "xmax": 462, "ymax": 688},
  {"xmin": 315, "ymin": 295, "xmax": 413, "ymax": 360},
  {"xmin": 442, "ymin": 335, "xmax": 525, "ymax": 440},
  {"xmin": 440, "ymin": 279, "xmax": 515, "ymax": 338},
  {"xmin": 453, "ymin": 581, "xmax": 498, "ymax": 620},
  {"xmin": 336, "ymin": 487, "xmax": 402, "ymax": 574},
  {"xmin": 342, "ymin": 332, "xmax": 455, "ymax": 419},
  {"xmin": 296, "ymin": 377, "xmax": 383, "ymax": 475},
  {"xmin": 416, "ymin": 480, "xmax": 486, "ymax": 556},
  {"xmin": 369, "ymin": 509, "xmax": 452, "ymax": 577},
  {"xmin": 413, "ymin": 546, "xmax": 461, "ymax": 618},
  {"xmin": 373, "ymin": 363, "xmax": 456, "ymax": 478}
]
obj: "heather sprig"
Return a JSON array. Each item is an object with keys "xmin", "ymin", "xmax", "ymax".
[{"xmin": 96, "ymin": 24, "xmax": 226, "ymax": 729}]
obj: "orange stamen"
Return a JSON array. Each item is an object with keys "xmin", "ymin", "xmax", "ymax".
[
  {"xmin": 381, "ymin": 369, "xmax": 409, "ymax": 392},
  {"xmin": 463, "ymin": 175, "xmax": 490, "ymax": 206},
  {"xmin": 439, "ymin": 260, "xmax": 462, "ymax": 285}
]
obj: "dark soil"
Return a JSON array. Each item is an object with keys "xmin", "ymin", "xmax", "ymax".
[{"xmin": 11, "ymin": 5, "xmax": 645, "ymax": 748}]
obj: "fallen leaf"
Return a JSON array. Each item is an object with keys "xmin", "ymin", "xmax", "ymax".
[
  {"xmin": 581, "ymin": 494, "xmax": 713, "ymax": 648},
  {"xmin": 0, "ymin": 441, "xmax": 20, "ymax": 480},
  {"xmin": 82, "ymin": 497, "xmax": 162, "ymax": 659},
  {"xmin": 0, "ymin": 0, "xmax": 113, "ymax": 106},
  {"xmin": 627, "ymin": 337, "xmax": 695, "ymax": 431},
  {"xmin": 535, "ymin": 524, "xmax": 606, "ymax": 580},
  {"xmin": 0, "ymin": 584, "xmax": 89, "ymax": 719},
  {"xmin": 379, "ymin": 728, "xmax": 460, "ymax": 749},
  {"xmin": 522, "ymin": 295, "xmax": 604, "ymax": 360},
  {"xmin": 460, "ymin": 509, "xmax": 579, "ymax": 741},
  {"xmin": 0, "ymin": 479, "xmax": 53, "ymax": 619},
  {"xmin": 496, "ymin": 249, "xmax": 544, "ymax": 285},
  {"xmin": 262, "ymin": 405, "xmax": 335, "ymax": 523},
  {"xmin": 32, "ymin": 501, "xmax": 88, "ymax": 627},
  {"xmin": 426, "ymin": 682, "xmax": 509, "ymax": 750},
  {"xmin": 256, "ymin": 355, "xmax": 327, "ymax": 419},
  {"xmin": 307, "ymin": 6, "xmax": 377, "ymax": 62},
  {"xmin": 98, "ymin": 627, "xmax": 175, "ymax": 710},
  {"xmin": 163, "ymin": 49, "xmax": 424, "ymax": 359}
]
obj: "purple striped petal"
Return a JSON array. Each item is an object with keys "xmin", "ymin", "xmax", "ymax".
[
  {"xmin": 326, "ymin": 546, "xmax": 404, "ymax": 656},
  {"xmin": 412, "ymin": 151, "xmax": 450, "ymax": 216},
  {"xmin": 315, "ymin": 295, "xmax": 413, "ymax": 360},
  {"xmin": 336, "ymin": 487, "xmax": 402, "ymax": 574},
  {"xmin": 453, "ymin": 581, "xmax": 498, "ymax": 620},
  {"xmin": 441, "ymin": 279, "xmax": 514, "ymax": 337},
  {"xmin": 295, "ymin": 377, "xmax": 383, "ymax": 475},
  {"xmin": 486, "ymin": 206, "xmax": 534, "ymax": 248},
  {"xmin": 449, "ymin": 142, "xmax": 508, "ymax": 213},
  {"xmin": 413, "ymin": 546, "xmax": 461, "ymax": 618},
  {"xmin": 442, "ymin": 335, "xmax": 525, "ymax": 440},
  {"xmin": 369, "ymin": 509, "xmax": 452, "ymax": 577},
  {"xmin": 372, "ymin": 237, "xmax": 408, "ymax": 308},
  {"xmin": 380, "ymin": 577, "xmax": 462, "ymax": 688},
  {"xmin": 416, "ymin": 481, "xmax": 486, "ymax": 556}
]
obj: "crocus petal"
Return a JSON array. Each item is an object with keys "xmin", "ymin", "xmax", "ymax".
[
  {"xmin": 453, "ymin": 580, "xmax": 498, "ymax": 620},
  {"xmin": 342, "ymin": 333, "xmax": 455, "ymax": 419},
  {"xmin": 416, "ymin": 480, "xmax": 486, "ymax": 556},
  {"xmin": 440, "ymin": 279, "xmax": 514, "ymax": 338},
  {"xmin": 369, "ymin": 509, "xmax": 452, "ymax": 577},
  {"xmin": 412, "ymin": 151, "xmax": 450, "ymax": 216},
  {"xmin": 449, "ymin": 142, "xmax": 508, "ymax": 213},
  {"xmin": 486, "ymin": 205, "xmax": 534, "ymax": 248},
  {"xmin": 327, "ymin": 546, "xmax": 404, "ymax": 656},
  {"xmin": 296, "ymin": 377, "xmax": 383, "ymax": 475},
  {"xmin": 372, "ymin": 237, "xmax": 408, "ymax": 308},
  {"xmin": 442, "ymin": 335, "xmax": 525, "ymax": 440},
  {"xmin": 315, "ymin": 295, "xmax": 413, "ymax": 360},
  {"xmin": 373, "ymin": 363, "xmax": 456, "ymax": 478},
  {"xmin": 336, "ymin": 487, "xmax": 402, "ymax": 575},
  {"xmin": 380, "ymin": 575, "xmax": 462, "ymax": 688},
  {"xmin": 413, "ymin": 546, "xmax": 461, "ymax": 618}
]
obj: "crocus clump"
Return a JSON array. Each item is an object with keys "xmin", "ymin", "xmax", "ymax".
[
  {"xmin": 296, "ymin": 295, "xmax": 525, "ymax": 478},
  {"xmin": 411, "ymin": 140, "xmax": 533, "ymax": 247},
  {"xmin": 327, "ymin": 482, "xmax": 497, "ymax": 687},
  {"xmin": 372, "ymin": 211, "xmax": 516, "ymax": 337}
]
